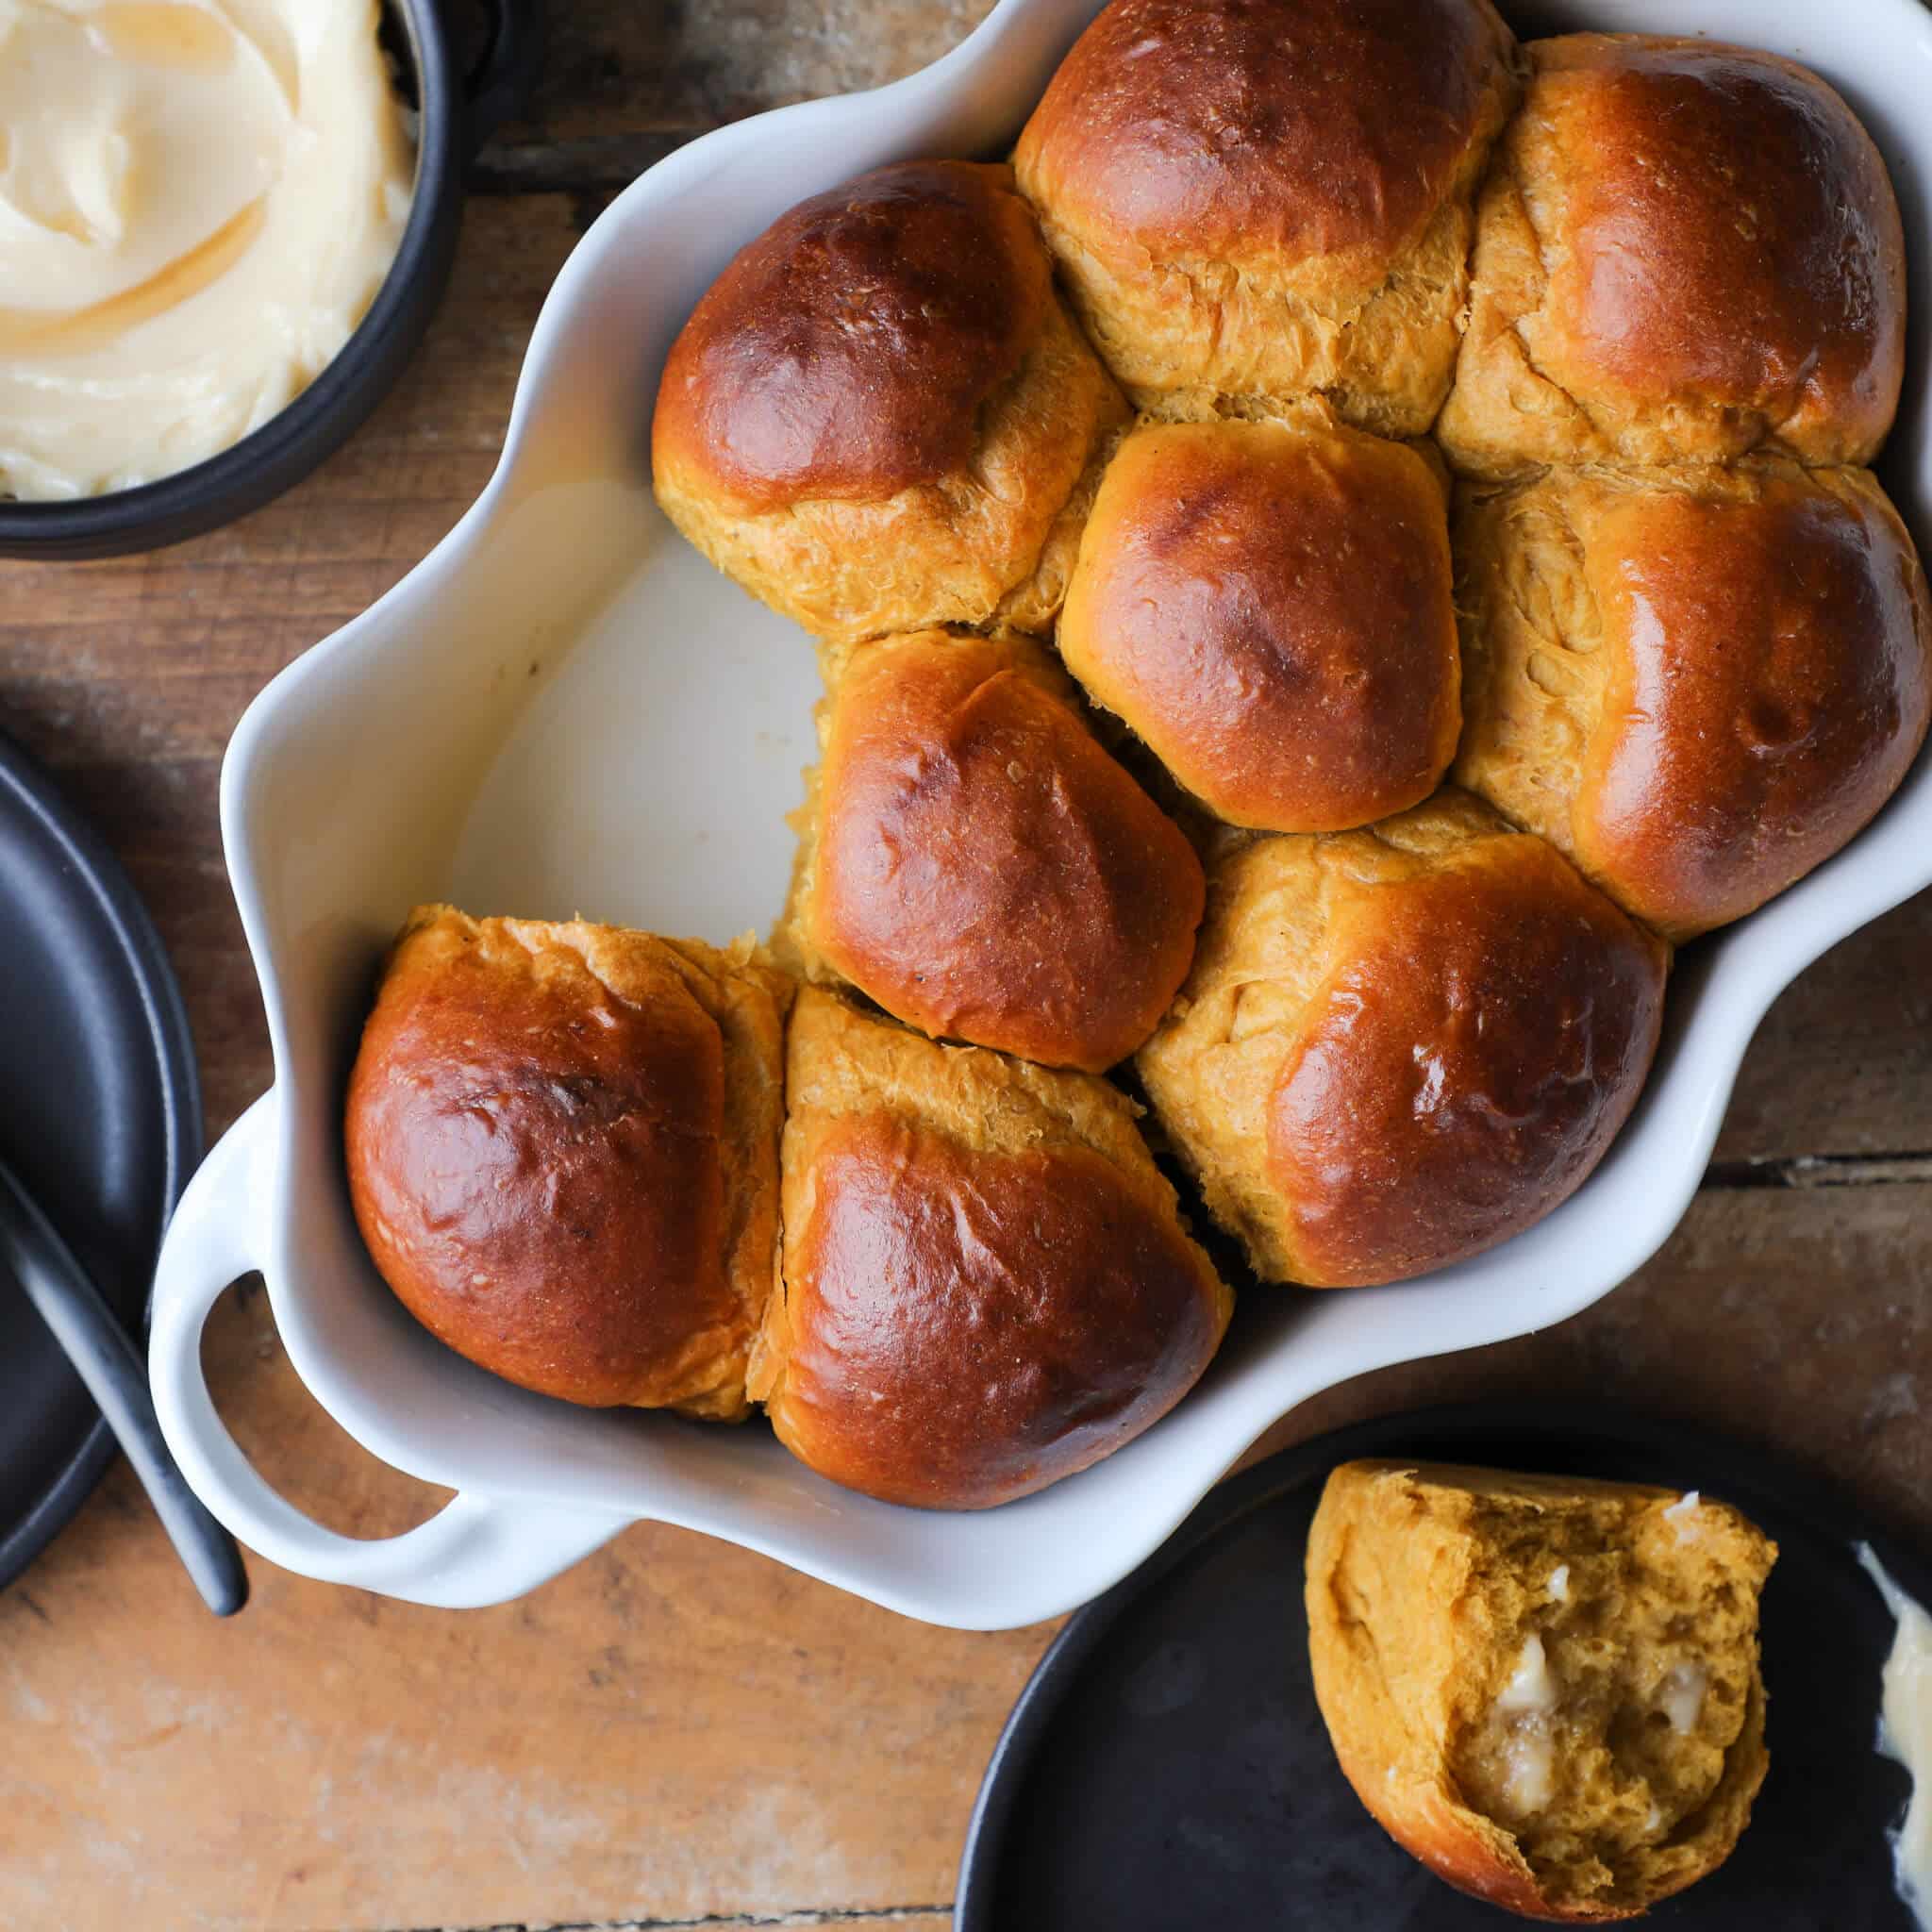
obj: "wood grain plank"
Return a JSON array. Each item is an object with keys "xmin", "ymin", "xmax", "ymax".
[
  {"xmin": 0, "ymin": 1271, "xmax": 1041, "ymax": 1932},
  {"xmin": 381, "ymin": 1918, "xmax": 954, "ymax": 1932},
  {"xmin": 1248, "ymin": 1179, "xmax": 1932, "ymax": 1542},
  {"xmin": 3, "ymin": 1179, "xmax": 1925, "ymax": 1932},
  {"xmin": 507, "ymin": 0, "xmax": 1002, "ymax": 144},
  {"xmin": 470, "ymin": 0, "xmax": 1008, "ymax": 191},
  {"xmin": 1712, "ymin": 891, "xmax": 1932, "ymax": 1163},
  {"xmin": 382, "ymin": 1919, "xmax": 955, "ymax": 1932}
]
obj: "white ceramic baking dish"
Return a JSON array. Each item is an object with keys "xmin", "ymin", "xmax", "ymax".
[{"xmin": 149, "ymin": 0, "xmax": 1932, "ymax": 1626}]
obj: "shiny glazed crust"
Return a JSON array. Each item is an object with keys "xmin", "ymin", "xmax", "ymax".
[
  {"xmin": 1059, "ymin": 412, "xmax": 1461, "ymax": 831},
  {"xmin": 1136, "ymin": 793, "xmax": 1668, "ymax": 1287},
  {"xmin": 750, "ymin": 988, "xmax": 1232, "ymax": 1508},
  {"xmin": 344, "ymin": 906, "xmax": 791, "ymax": 1419},
  {"xmin": 1306, "ymin": 1460, "xmax": 1776, "ymax": 1919},
  {"xmin": 1454, "ymin": 463, "xmax": 1932, "ymax": 941},
  {"xmin": 1438, "ymin": 35, "xmax": 1907, "ymax": 476},
  {"xmin": 790, "ymin": 628, "xmax": 1205, "ymax": 1071},
  {"xmin": 1012, "ymin": 0, "xmax": 1520, "ymax": 435},
  {"xmin": 359, "ymin": 9, "xmax": 1926, "ymax": 1538},
  {"xmin": 651, "ymin": 159, "xmax": 1126, "ymax": 644}
]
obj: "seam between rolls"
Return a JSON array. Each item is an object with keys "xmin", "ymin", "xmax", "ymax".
[{"xmin": 1484, "ymin": 137, "xmax": 1616, "ymax": 453}]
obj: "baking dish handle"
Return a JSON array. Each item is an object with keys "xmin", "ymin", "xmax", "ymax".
[{"xmin": 149, "ymin": 1091, "xmax": 626, "ymax": 1608}]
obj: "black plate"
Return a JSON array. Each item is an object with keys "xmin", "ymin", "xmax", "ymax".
[
  {"xmin": 0, "ymin": 734, "xmax": 201, "ymax": 1590},
  {"xmin": 959, "ymin": 1401, "xmax": 1928, "ymax": 1929}
]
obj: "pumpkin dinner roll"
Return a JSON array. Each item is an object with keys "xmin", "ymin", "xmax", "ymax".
[
  {"xmin": 750, "ymin": 988, "xmax": 1232, "ymax": 1509},
  {"xmin": 651, "ymin": 159, "xmax": 1126, "ymax": 646},
  {"xmin": 1438, "ymin": 34, "xmax": 1907, "ymax": 477},
  {"xmin": 784, "ymin": 628, "xmax": 1205, "ymax": 1072},
  {"xmin": 1454, "ymin": 462, "xmax": 1932, "ymax": 942},
  {"xmin": 1059, "ymin": 411, "xmax": 1460, "ymax": 833},
  {"xmin": 1136, "ymin": 792, "xmax": 1668, "ymax": 1289},
  {"xmin": 1011, "ymin": 0, "xmax": 1519, "ymax": 436},
  {"xmin": 1307, "ymin": 1461, "xmax": 1776, "ymax": 1921},
  {"xmin": 344, "ymin": 906, "xmax": 792, "ymax": 1420}
]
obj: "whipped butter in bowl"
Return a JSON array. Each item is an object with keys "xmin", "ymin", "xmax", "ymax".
[{"xmin": 0, "ymin": 0, "xmax": 414, "ymax": 503}]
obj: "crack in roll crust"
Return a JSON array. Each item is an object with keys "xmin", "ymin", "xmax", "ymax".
[
  {"xmin": 788, "ymin": 628, "xmax": 1206, "ymax": 1072},
  {"xmin": 750, "ymin": 988, "xmax": 1232, "ymax": 1508},
  {"xmin": 1439, "ymin": 35, "xmax": 1907, "ymax": 476},
  {"xmin": 1060, "ymin": 412, "xmax": 1461, "ymax": 832},
  {"xmin": 1013, "ymin": 0, "xmax": 1521, "ymax": 435},
  {"xmin": 344, "ymin": 906, "xmax": 791, "ymax": 1419},
  {"xmin": 1137, "ymin": 792, "xmax": 1668, "ymax": 1287},
  {"xmin": 652, "ymin": 159, "xmax": 1127, "ymax": 645},
  {"xmin": 1454, "ymin": 463, "xmax": 1932, "ymax": 941},
  {"xmin": 1307, "ymin": 1461, "xmax": 1776, "ymax": 1920}
]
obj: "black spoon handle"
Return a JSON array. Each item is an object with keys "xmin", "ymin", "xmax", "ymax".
[{"xmin": 0, "ymin": 1159, "xmax": 247, "ymax": 1616}]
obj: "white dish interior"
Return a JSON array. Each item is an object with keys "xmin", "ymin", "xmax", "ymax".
[{"xmin": 149, "ymin": 0, "xmax": 1932, "ymax": 1625}]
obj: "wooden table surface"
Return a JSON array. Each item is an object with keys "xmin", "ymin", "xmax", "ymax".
[{"xmin": 3, "ymin": 7, "xmax": 1930, "ymax": 1928}]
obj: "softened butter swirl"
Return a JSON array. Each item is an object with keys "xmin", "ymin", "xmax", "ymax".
[{"xmin": 0, "ymin": 0, "xmax": 412, "ymax": 498}]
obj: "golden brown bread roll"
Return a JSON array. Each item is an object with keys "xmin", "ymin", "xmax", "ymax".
[
  {"xmin": 1059, "ymin": 413, "xmax": 1461, "ymax": 832},
  {"xmin": 1438, "ymin": 35, "xmax": 1907, "ymax": 477},
  {"xmin": 749, "ymin": 987, "xmax": 1232, "ymax": 1508},
  {"xmin": 1307, "ymin": 1461, "xmax": 1776, "ymax": 1920},
  {"xmin": 1454, "ymin": 463, "xmax": 1932, "ymax": 942},
  {"xmin": 1137, "ymin": 792, "xmax": 1668, "ymax": 1288},
  {"xmin": 784, "ymin": 628, "xmax": 1205, "ymax": 1072},
  {"xmin": 1011, "ymin": 0, "xmax": 1519, "ymax": 436},
  {"xmin": 344, "ymin": 906, "xmax": 791, "ymax": 1420},
  {"xmin": 651, "ymin": 159, "xmax": 1126, "ymax": 646}
]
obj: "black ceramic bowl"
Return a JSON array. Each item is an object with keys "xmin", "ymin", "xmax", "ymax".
[{"xmin": 0, "ymin": 0, "xmax": 542, "ymax": 561}]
